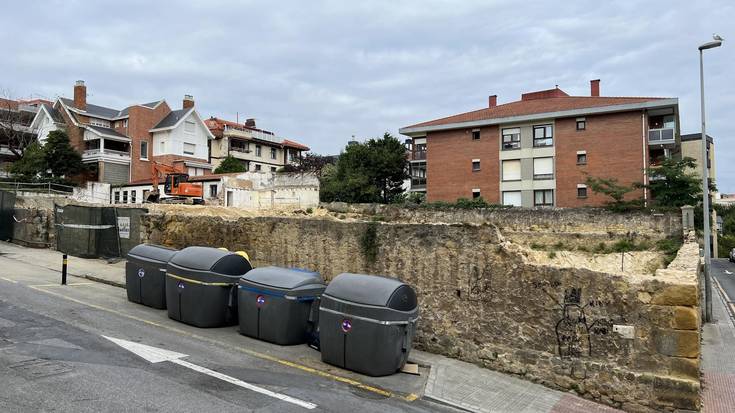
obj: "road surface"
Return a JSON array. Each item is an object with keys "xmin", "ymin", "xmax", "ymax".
[{"xmin": 0, "ymin": 251, "xmax": 455, "ymax": 412}]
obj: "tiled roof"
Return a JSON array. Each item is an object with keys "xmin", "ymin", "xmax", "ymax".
[
  {"xmin": 86, "ymin": 125, "xmax": 129, "ymax": 139},
  {"xmin": 60, "ymin": 97, "xmax": 121, "ymax": 119},
  {"xmin": 152, "ymin": 108, "xmax": 191, "ymax": 129},
  {"xmin": 42, "ymin": 103, "xmax": 65, "ymax": 123},
  {"xmin": 404, "ymin": 93, "xmax": 669, "ymax": 129},
  {"xmin": 206, "ymin": 117, "xmax": 309, "ymax": 151}
]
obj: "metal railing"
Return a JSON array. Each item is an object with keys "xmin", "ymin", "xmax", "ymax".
[
  {"xmin": 409, "ymin": 150, "xmax": 427, "ymax": 161},
  {"xmin": 0, "ymin": 181, "xmax": 75, "ymax": 194},
  {"xmin": 83, "ymin": 148, "xmax": 130, "ymax": 158},
  {"xmin": 648, "ymin": 128, "xmax": 675, "ymax": 143}
]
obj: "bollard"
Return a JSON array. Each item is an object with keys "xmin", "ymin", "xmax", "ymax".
[{"xmin": 62, "ymin": 254, "xmax": 68, "ymax": 285}]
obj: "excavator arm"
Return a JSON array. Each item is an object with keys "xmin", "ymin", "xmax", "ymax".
[{"xmin": 147, "ymin": 161, "xmax": 185, "ymax": 203}]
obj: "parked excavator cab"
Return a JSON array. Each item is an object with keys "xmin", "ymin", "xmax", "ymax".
[
  {"xmin": 164, "ymin": 173, "xmax": 189, "ymax": 195},
  {"xmin": 146, "ymin": 162, "xmax": 204, "ymax": 204}
]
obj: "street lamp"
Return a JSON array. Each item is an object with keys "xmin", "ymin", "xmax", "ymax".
[{"xmin": 699, "ymin": 35, "xmax": 722, "ymax": 323}]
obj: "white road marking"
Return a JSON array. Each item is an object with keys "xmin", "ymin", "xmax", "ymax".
[
  {"xmin": 102, "ymin": 336, "xmax": 317, "ymax": 410},
  {"xmin": 0, "ymin": 277, "xmax": 18, "ymax": 284},
  {"xmin": 725, "ymin": 270, "xmax": 732, "ymax": 275}
]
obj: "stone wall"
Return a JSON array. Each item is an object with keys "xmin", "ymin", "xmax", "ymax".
[{"xmin": 141, "ymin": 211, "xmax": 700, "ymax": 412}]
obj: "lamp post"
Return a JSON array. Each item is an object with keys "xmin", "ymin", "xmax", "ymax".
[{"xmin": 699, "ymin": 36, "xmax": 722, "ymax": 323}]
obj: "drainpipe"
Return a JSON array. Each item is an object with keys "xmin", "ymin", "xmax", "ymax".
[{"xmin": 642, "ymin": 112, "xmax": 648, "ymax": 207}]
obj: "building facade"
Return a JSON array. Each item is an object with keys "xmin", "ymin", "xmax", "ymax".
[
  {"xmin": 205, "ymin": 117, "xmax": 309, "ymax": 172},
  {"xmin": 30, "ymin": 81, "xmax": 213, "ymax": 185},
  {"xmin": 400, "ymin": 80, "xmax": 681, "ymax": 208},
  {"xmin": 680, "ymin": 133, "xmax": 715, "ymax": 183},
  {"xmin": 1, "ymin": 98, "xmax": 51, "ymax": 176}
]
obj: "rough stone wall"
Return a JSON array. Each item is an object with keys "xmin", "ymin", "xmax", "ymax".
[{"xmin": 141, "ymin": 212, "xmax": 699, "ymax": 412}]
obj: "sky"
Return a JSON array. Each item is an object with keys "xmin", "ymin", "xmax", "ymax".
[{"xmin": 1, "ymin": 1, "xmax": 733, "ymax": 191}]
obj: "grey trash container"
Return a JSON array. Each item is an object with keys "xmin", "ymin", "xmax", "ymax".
[
  {"xmin": 166, "ymin": 246, "xmax": 252, "ymax": 328},
  {"xmin": 238, "ymin": 267, "xmax": 325, "ymax": 345},
  {"xmin": 319, "ymin": 273, "xmax": 419, "ymax": 376},
  {"xmin": 126, "ymin": 244, "xmax": 178, "ymax": 309}
]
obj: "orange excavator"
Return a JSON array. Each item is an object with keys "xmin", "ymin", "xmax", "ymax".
[{"xmin": 146, "ymin": 161, "xmax": 205, "ymax": 204}]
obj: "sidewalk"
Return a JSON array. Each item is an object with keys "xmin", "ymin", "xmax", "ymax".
[
  {"xmin": 0, "ymin": 241, "xmax": 125, "ymax": 287},
  {"xmin": 702, "ymin": 276, "xmax": 735, "ymax": 412},
  {"xmin": 2, "ymin": 241, "xmax": 622, "ymax": 412}
]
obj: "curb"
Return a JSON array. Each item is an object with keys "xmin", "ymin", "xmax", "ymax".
[{"xmin": 78, "ymin": 273, "xmax": 125, "ymax": 289}]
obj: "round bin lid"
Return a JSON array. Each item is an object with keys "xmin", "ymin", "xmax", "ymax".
[
  {"xmin": 127, "ymin": 244, "xmax": 178, "ymax": 262},
  {"xmin": 240, "ymin": 266, "xmax": 323, "ymax": 290},
  {"xmin": 324, "ymin": 273, "xmax": 417, "ymax": 310},
  {"xmin": 169, "ymin": 246, "xmax": 252, "ymax": 275}
]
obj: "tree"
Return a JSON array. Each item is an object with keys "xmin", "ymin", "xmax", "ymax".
[
  {"xmin": 8, "ymin": 142, "xmax": 46, "ymax": 179},
  {"xmin": 280, "ymin": 152, "xmax": 334, "ymax": 178},
  {"xmin": 43, "ymin": 130, "xmax": 83, "ymax": 178},
  {"xmin": 643, "ymin": 157, "xmax": 702, "ymax": 208},
  {"xmin": 214, "ymin": 155, "xmax": 247, "ymax": 174},
  {"xmin": 320, "ymin": 133, "xmax": 408, "ymax": 203},
  {"xmin": 585, "ymin": 175, "xmax": 643, "ymax": 211},
  {"xmin": 0, "ymin": 91, "xmax": 38, "ymax": 160}
]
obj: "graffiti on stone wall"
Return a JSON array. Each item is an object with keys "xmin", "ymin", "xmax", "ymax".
[
  {"xmin": 468, "ymin": 266, "xmax": 494, "ymax": 302},
  {"xmin": 534, "ymin": 282, "xmax": 618, "ymax": 359}
]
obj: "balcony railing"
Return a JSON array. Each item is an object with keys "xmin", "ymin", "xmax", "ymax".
[
  {"xmin": 648, "ymin": 128, "xmax": 675, "ymax": 144},
  {"xmin": 83, "ymin": 148, "xmax": 130, "ymax": 160},
  {"xmin": 230, "ymin": 145, "xmax": 250, "ymax": 153},
  {"xmin": 409, "ymin": 150, "xmax": 427, "ymax": 161}
]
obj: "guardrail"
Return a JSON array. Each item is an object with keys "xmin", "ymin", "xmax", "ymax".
[
  {"xmin": 648, "ymin": 128, "xmax": 675, "ymax": 144},
  {"xmin": 0, "ymin": 181, "xmax": 75, "ymax": 195}
]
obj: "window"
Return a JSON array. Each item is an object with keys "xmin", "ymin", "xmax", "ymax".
[
  {"xmin": 183, "ymin": 143, "xmax": 195, "ymax": 155},
  {"xmin": 255, "ymin": 164, "xmax": 261, "ymax": 171},
  {"xmin": 502, "ymin": 159, "xmax": 521, "ymax": 181},
  {"xmin": 410, "ymin": 162, "xmax": 426, "ymax": 187},
  {"xmin": 577, "ymin": 185, "xmax": 588, "ymax": 198},
  {"xmin": 576, "ymin": 118, "xmax": 586, "ymax": 131},
  {"xmin": 472, "ymin": 159, "xmax": 481, "ymax": 172},
  {"xmin": 113, "ymin": 191, "xmax": 120, "ymax": 204},
  {"xmin": 209, "ymin": 184, "xmax": 218, "ymax": 198},
  {"xmin": 89, "ymin": 118, "xmax": 110, "ymax": 128},
  {"xmin": 184, "ymin": 120, "xmax": 196, "ymax": 133},
  {"xmin": 533, "ymin": 157, "xmax": 554, "ymax": 180},
  {"xmin": 471, "ymin": 129, "xmax": 481, "ymax": 140},
  {"xmin": 122, "ymin": 191, "xmax": 128, "ymax": 204},
  {"xmin": 255, "ymin": 145, "xmax": 262, "ymax": 157},
  {"xmin": 140, "ymin": 141, "xmax": 148, "ymax": 160},
  {"xmin": 502, "ymin": 191, "xmax": 522, "ymax": 207},
  {"xmin": 143, "ymin": 190, "xmax": 150, "ymax": 202},
  {"xmin": 502, "ymin": 128, "xmax": 521, "ymax": 150},
  {"xmin": 534, "ymin": 189, "xmax": 553, "ymax": 207},
  {"xmin": 533, "ymin": 125, "xmax": 553, "ymax": 147},
  {"xmin": 270, "ymin": 147, "xmax": 277, "ymax": 160},
  {"xmin": 123, "ymin": 119, "xmax": 128, "ymax": 128},
  {"xmin": 270, "ymin": 166, "xmax": 277, "ymax": 172},
  {"xmin": 577, "ymin": 152, "xmax": 587, "ymax": 165},
  {"xmin": 472, "ymin": 188, "xmax": 481, "ymax": 199},
  {"xmin": 131, "ymin": 190, "xmax": 137, "ymax": 204}
]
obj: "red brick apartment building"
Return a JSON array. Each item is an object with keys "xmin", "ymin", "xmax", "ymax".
[
  {"xmin": 30, "ymin": 81, "xmax": 214, "ymax": 184},
  {"xmin": 399, "ymin": 80, "xmax": 680, "ymax": 207}
]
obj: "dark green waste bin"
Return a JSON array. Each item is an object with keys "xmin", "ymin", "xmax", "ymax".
[
  {"xmin": 166, "ymin": 246, "xmax": 252, "ymax": 328},
  {"xmin": 238, "ymin": 266, "xmax": 325, "ymax": 345},
  {"xmin": 125, "ymin": 244, "xmax": 178, "ymax": 309},
  {"xmin": 319, "ymin": 273, "xmax": 419, "ymax": 376}
]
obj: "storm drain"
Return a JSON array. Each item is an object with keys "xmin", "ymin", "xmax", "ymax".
[{"xmin": 9, "ymin": 358, "xmax": 73, "ymax": 379}]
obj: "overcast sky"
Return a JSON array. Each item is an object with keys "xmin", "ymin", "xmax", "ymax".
[{"xmin": 2, "ymin": 1, "xmax": 732, "ymax": 191}]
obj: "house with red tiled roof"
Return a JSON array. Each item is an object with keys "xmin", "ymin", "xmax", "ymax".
[
  {"xmin": 205, "ymin": 117, "xmax": 309, "ymax": 173},
  {"xmin": 399, "ymin": 80, "xmax": 681, "ymax": 208},
  {"xmin": 30, "ymin": 81, "xmax": 214, "ymax": 185}
]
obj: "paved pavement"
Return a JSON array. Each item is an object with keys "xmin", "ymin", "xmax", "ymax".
[
  {"xmin": 703, "ymin": 259, "xmax": 735, "ymax": 412},
  {"xmin": 0, "ymin": 241, "xmax": 624, "ymax": 412}
]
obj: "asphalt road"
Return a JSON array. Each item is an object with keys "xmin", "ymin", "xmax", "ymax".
[
  {"xmin": 0, "ymin": 254, "xmax": 455, "ymax": 413},
  {"xmin": 712, "ymin": 258, "xmax": 735, "ymax": 318}
]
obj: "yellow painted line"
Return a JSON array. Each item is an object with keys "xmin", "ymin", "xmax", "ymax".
[
  {"xmin": 26, "ymin": 285, "xmax": 417, "ymax": 402},
  {"xmin": 1, "ymin": 277, "xmax": 18, "ymax": 284},
  {"xmin": 32, "ymin": 282, "xmax": 95, "ymax": 287}
]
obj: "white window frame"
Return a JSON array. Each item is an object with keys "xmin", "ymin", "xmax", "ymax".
[
  {"xmin": 502, "ymin": 127, "xmax": 521, "ymax": 150},
  {"xmin": 533, "ymin": 124, "xmax": 553, "ymax": 147},
  {"xmin": 89, "ymin": 118, "xmax": 111, "ymax": 128},
  {"xmin": 577, "ymin": 184, "xmax": 588, "ymax": 198},
  {"xmin": 472, "ymin": 158, "xmax": 481, "ymax": 172},
  {"xmin": 184, "ymin": 120, "xmax": 196, "ymax": 134},
  {"xmin": 502, "ymin": 191, "xmax": 522, "ymax": 207},
  {"xmin": 183, "ymin": 142, "xmax": 195, "ymax": 155},
  {"xmin": 502, "ymin": 159, "xmax": 521, "ymax": 181}
]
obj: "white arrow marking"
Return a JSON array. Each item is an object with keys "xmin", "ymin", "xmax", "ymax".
[
  {"xmin": 103, "ymin": 336, "xmax": 317, "ymax": 410},
  {"xmin": 725, "ymin": 270, "xmax": 732, "ymax": 275}
]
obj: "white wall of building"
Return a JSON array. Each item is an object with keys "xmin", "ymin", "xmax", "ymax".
[{"xmin": 152, "ymin": 111, "xmax": 210, "ymax": 160}]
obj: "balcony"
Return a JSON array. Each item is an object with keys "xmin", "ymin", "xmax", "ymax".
[
  {"xmin": 82, "ymin": 148, "xmax": 131, "ymax": 162},
  {"xmin": 648, "ymin": 128, "xmax": 675, "ymax": 145},
  {"xmin": 409, "ymin": 150, "xmax": 427, "ymax": 161}
]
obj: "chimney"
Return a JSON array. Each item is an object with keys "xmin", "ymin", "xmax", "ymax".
[
  {"xmin": 590, "ymin": 79, "xmax": 600, "ymax": 97},
  {"xmin": 488, "ymin": 95, "xmax": 497, "ymax": 108},
  {"xmin": 183, "ymin": 94, "xmax": 195, "ymax": 109},
  {"xmin": 73, "ymin": 80, "xmax": 87, "ymax": 110},
  {"xmin": 245, "ymin": 118, "xmax": 256, "ymax": 128}
]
